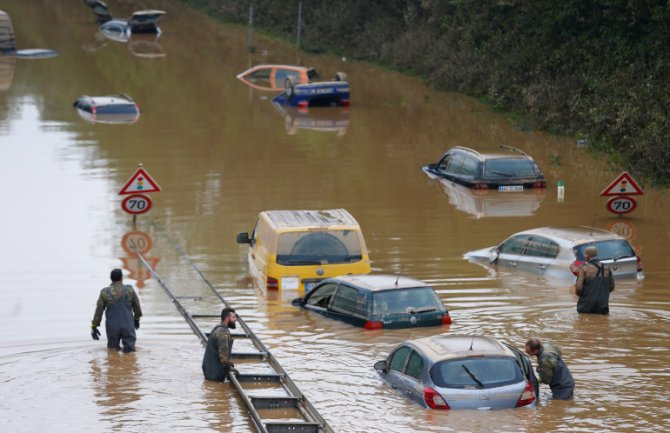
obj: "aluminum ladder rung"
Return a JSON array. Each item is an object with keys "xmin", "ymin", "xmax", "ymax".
[
  {"xmin": 250, "ymin": 396, "xmax": 300, "ymax": 409},
  {"xmin": 236, "ymin": 373, "xmax": 284, "ymax": 383},
  {"xmin": 231, "ymin": 351, "xmax": 267, "ymax": 360},
  {"xmin": 265, "ymin": 421, "xmax": 320, "ymax": 433},
  {"xmin": 190, "ymin": 314, "xmax": 221, "ymax": 318}
]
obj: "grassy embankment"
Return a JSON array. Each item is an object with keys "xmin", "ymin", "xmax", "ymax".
[{"xmin": 179, "ymin": 0, "xmax": 670, "ymax": 186}]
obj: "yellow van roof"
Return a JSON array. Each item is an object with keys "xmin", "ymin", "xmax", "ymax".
[{"xmin": 262, "ymin": 209, "xmax": 360, "ymax": 230}]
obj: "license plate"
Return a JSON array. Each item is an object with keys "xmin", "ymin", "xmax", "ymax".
[
  {"xmin": 499, "ymin": 185, "xmax": 524, "ymax": 192},
  {"xmin": 305, "ymin": 282, "xmax": 317, "ymax": 292}
]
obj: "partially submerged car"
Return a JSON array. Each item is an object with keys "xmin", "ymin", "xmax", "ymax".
[
  {"xmin": 464, "ymin": 226, "xmax": 644, "ymax": 280},
  {"xmin": 423, "ymin": 145, "xmax": 546, "ymax": 190},
  {"xmin": 236, "ymin": 65, "xmax": 317, "ymax": 91},
  {"xmin": 374, "ymin": 334, "xmax": 537, "ymax": 410},
  {"xmin": 273, "ymin": 72, "xmax": 350, "ymax": 108},
  {"xmin": 0, "ymin": 10, "xmax": 58, "ymax": 59},
  {"xmin": 73, "ymin": 94, "xmax": 140, "ymax": 124},
  {"xmin": 84, "ymin": 0, "xmax": 165, "ymax": 40},
  {"xmin": 291, "ymin": 274, "xmax": 451, "ymax": 329}
]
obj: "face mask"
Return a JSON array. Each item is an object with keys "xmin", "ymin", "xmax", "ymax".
[{"xmin": 227, "ymin": 321, "xmax": 237, "ymax": 329}]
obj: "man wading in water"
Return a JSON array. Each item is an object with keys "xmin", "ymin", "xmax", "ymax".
[
  {"xmin": 202, "ymin": 308, "xmax": 239, "ymax": 381},
  {"xmin": 575, "ymin": 245, "xmax": 615, "ymax": 314}
]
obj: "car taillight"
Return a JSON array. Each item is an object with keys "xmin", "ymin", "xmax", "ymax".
[
  {"xmin": 473, "ymin": 183, "xmax": 488, "ymax": 190},
  {"xmin": 515, "ymin": 382, "xmax": 535, "ymax": 407},
  {"xmin": 91, "ymin": 106, "xmax": 97, "ymax": 114},
  {"xmin": 267, "ymin": 277, "xmax": 278, "ymax": 290},
  {"xmin": 134, "ymin": 103, "xmax": 140, "ymax": 112},
  {"xmin": 363, "ymin": 320, "xmax": 383, "ymax": 330},
  {"xmin": 532, "ymin": 181, "xmax": 546, "ymax": 188},
  {"xmin": 297, "ymin": 101, "xmax": 309, "ymax": 108},
  {"xmin": 570, "ymin": 260, "xmax": 584, "ymax": 276},
  {"xmin": 342, "ymin": 99, "xmax": 350, "ymax": 107},
  {"xmin": 637, "ymin": 255, "xmax": 643, "ymax": 272},
  {"xmin": 441, "ymin": 314, "xmax": 452, "ymax": 325},
  {"xmin": 424, "ymin": 386, "xmax": 450, "ymax": 409}
]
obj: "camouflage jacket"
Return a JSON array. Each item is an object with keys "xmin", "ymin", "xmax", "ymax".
[
  {"xmin": 537, "ymin": 342, "xmax": 562, "ymax": 384},
  {"xmin": 92, "ymin": 282, "xmax": 143, "ymax": 327},
  {"xmin": 210, "ymin": 324, "xmax": 234, "ymax": 368},
  {"xmin": 575, "ymin": 259, "xmax": 615, "ymax": 296}
]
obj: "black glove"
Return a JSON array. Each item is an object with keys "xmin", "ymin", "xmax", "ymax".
[
  {"xmin": 91, "ymin": 324, "xmax": 100, "ymax": 340},
  {"xmin": 134, "ymin": 319, "xmax": 140, "ymax": 330},
  {"xmin": 230, "ymin": 367, "xmax": 240, "ymax": 376}
]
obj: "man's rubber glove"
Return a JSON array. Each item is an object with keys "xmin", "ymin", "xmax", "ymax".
[
  {"xmin": 230, "ymin": 367, "xmax": 240, "ymax": 376},
  {"xmin": 91, "ymin": 323, "xmax": 101, "ymax": 340},
  {"xmin": 134, "ymin": 319, "xmax": 140, "ymax": 330}
]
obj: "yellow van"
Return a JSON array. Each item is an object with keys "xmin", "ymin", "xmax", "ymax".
[{"xmin": 236, "ymin": 209, "xmax": 371, "ymax": 293}]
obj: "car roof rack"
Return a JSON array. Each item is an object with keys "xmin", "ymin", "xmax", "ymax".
[
  {"xmin": 498, "ymin": 144, "xmax": 529, "ymax": 157},
  {"xmin": 451, "ymin": 146, "xmax": 482, "ymax": 157}
]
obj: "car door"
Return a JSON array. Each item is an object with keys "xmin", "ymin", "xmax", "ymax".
[
  {"xmin": 385, "ymin": 346, "xmax": 412, "ymax": 393},
  {"xmin": 328, "ymin": 284, "xmax": 368, "ymax": 327},
  {"xmin": 400, "ymin": 349, "xmax": 426, "ymax": 406},
  {"xmin": 514, "ymin": 236, "xmax": 559, "ymax": 274},
  {"xmin": 302, "ymin": 282, "xmax": 339, "ymax": 318},
  {"xmin": 495, "ymin": 234, "xmax": 532, "ymax": 269},
  {"xmin": 503, "ymin": 343, "xmax": 539, "ymax": 397}
]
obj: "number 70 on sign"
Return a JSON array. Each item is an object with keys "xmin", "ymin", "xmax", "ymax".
[{"xmin": 121, "ymin": 194, "xmax": 153, "ymax": 215}]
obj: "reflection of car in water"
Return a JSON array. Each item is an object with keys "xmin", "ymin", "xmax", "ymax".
[
  {"xmin": 236, "ymin": 64, "xmax": 317, "ymax": 91},
  {"xmin": 432, "ymin": 177, "xmax": 545, "ymax": 218},
  {"xmin": 273, "ymin": 103, "xmax": 350, "ymax": 136},
  {"xmin": 0, "ymin": 10, "xmax": 59, "ymax": 61},
  {"xmin": 374, "ymin": 334, "xmax": 537, "ymax": 410},
  {"xmin": 0, "ymin": 55, "xmax": 14, "ymax": 91},
  {"xmin": 73, "ymin": 94, "xmax": 140, "ymax": 124},
  {"xmin": 465, "ymin": 226, "xmax": 644, "ymax": 281},
  {"xmin": 423, "ymin": 146, "xmax": 546, "ymax": 190},
  {"xmin": 291, "ymin": 274, "xmax": 451, "ymax": 329},
  {"xmin": 236, "ymin": 209, "xmax": 371, "ymax": 293}
]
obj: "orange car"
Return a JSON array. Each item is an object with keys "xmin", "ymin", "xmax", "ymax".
[{"xmin": 236, "ymin": 64, "xmax": 317, "ymax": 91}]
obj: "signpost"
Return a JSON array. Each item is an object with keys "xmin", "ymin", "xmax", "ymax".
[
  {"xmin": 119, "ymin": 164, "xmax": 160, "ymax": 221},
  {"xmin": 600, "ymin": 171, "xmax": 643, "ymax": 216}
]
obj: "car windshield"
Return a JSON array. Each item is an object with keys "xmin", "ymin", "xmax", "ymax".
[
  {"xmin": 276, "ymin": 230, "xmax": 363, "ymax": 266},
  {"xmin": 431, "ymin": 357, "xmax": 522, "ymax": 389},
  {"xmin": 372, "ymin": 287, "xmax": 442, "ymax": 315},
  {"xmin": 574, "ymin": 240, "xmax": 636, "ymax": 261},
  {"xmin": 484, "ymin": 159, "xmax": 537, "ymax": 179}
]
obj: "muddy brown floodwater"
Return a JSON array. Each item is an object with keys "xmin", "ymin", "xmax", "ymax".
[{"xmin": 1, "ymin": 1, "xmax": 669, "ymax": 432}]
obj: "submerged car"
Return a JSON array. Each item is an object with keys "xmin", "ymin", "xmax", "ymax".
[
  {"xmin": 236, "ymin": 64, "xmax": 317, "ymax": 91},
  {"xmin": 273, "ymin": 72, "xmax": 350, "ymax": 108},
  {"xmin": 291, "ymin": 274, "xmax": 451, "ymax": 329},
  {"xmin": 423, "ymin": 145, "xmax": 546, "ymax": 190},
  {"xmin": 374, "ymin": 334, "xmax": 537, "ymax": 410},
  {"xmin": 85, "ymin": 0, "xmax": 165, "ymax": 40},
  {"xmin": 464, "ymin": 226, "xmax": 644, "ymax": 280},
  {"xmin": 73, "ymin": 94, "xmax": 140, "ymax": 124},
  {"xmin": 0, "ymin": 10, "xmax": 58, "ymax": 59}
]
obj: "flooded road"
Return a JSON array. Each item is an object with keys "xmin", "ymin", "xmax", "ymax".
[{"xmin": 1, "ymin": 1, "xmax": 670, "ymax": 432}]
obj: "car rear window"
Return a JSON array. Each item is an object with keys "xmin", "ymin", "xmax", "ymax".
[
  {"xmin": 483, "ymin": 159, "xmax": 537, "ymax": 179},
  {"xmin": 96, "ymin": 104, "xmax": 138, "ymax": 115},
  {"xmin": 574, "ymin": 240, "xmax": 636, "ymax": 261},
  {"xmin": 372, "ymin": 287, "xmax": 442, "ymax": 315},
  {"xmin": 431, "ymin": 357, "xmax": 522, "ymax": 389},
  {"xmin": 276, "ymin": 230, "xmax": 363, "ymax": 266}
]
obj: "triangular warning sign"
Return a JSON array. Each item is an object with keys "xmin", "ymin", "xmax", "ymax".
[
  {"xmin": 600, "ymin": 171, "xmax": 644, "ymax": 196},
  {"xmin": 119, "ymin": 166, "xmax": 161, "ymax": 195}
]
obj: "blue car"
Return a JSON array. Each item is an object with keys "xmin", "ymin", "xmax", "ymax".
[
  {"xmin": 291, "ymin": 274, "xmax": 451, "ymax": 329},
  {"xmin": 273, "ymin": 72, "xmax": 350, "ymax": 108}
]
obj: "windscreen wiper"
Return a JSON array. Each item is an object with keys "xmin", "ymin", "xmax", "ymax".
[
  {"xmin": 408, "ymin": 307, "xmax": 437, "ymax": 314},
  {"xmin": 462, "ymin": 364, "xmax": 484, "ymax": 388}
]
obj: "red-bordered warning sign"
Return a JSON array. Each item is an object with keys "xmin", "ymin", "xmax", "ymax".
[
  {"xmin": 600, "ymin": 171, "xmax": 644, "ymax": 196},
  {"xmin": 119, "ymin": 165, "xmax": 161, "ymax": 195},
  {"xmin": 606, "ymin": 196, "xmax": 638, "ymax": 215},
  {"xmin": 121, "ymin": 194, "xmax": 153, "ymax": 215}
]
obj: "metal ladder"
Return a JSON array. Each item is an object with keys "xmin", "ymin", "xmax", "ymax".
[{"xmin": 136, "ymin": 251, "xmax": 334, "ymax": 433}]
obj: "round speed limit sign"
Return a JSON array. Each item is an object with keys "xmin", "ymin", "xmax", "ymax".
[
  {"xmin": 606, "ymin": 195, "xmax": 637, "ymax": 215},
  {"xmin": 121, "ymin": 193, "xmax": 153, "ymax": 215}
]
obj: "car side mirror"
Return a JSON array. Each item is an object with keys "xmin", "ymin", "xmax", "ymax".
[
  {"xmin": 291, "ymin": 297, "xmax": 303, "ymax": 306},
  {"xmin": 236, "ymin": 232, "xmax": 251, "ymax": 244},
  {"xmin": 374, "ymin": 360, "xmax": 388, "ymax": 373}
]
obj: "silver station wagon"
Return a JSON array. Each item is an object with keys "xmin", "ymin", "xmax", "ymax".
[
  {"xmin": 464, "ymin": 226, "xmax": 644, "ymax": 280},
  {"xmin": 374, "ymin": 334, "xmax": 537, "ymax": 410}
]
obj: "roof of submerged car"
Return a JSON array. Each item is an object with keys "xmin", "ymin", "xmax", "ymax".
[
  {"xmin": 263, "ymin": 209, "xmax": 360, "ymax": 230},
  {"xmin": 330, "ymin": 274, "xmax": 429, "ymax": 291},
  {"xmin": 517, "ymin": 226, "xmax": 624, "ymax": 244},
  {"xmin": 408, "ymin": 335, "xmax": 513, "ymax": 361},
  {"xmin": 447, "ymin": 146, "xmax": 534, "ymax": 161}
]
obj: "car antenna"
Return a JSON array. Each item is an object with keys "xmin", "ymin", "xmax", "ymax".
[
  {"xmin": 469, "ymin": 328, "xmax": 478, "ymax": 351},
  {"xmin": 589, "ymin": 215, "xmax": 598, "ymax": 236},
  {"xmin": 395, "ymin": 265, "xmax": 403, "ymax": 286}
]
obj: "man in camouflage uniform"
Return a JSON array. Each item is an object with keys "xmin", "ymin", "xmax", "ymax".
[
  {"xmin": 202, "ymin": 308, "xmax": 239, "ymax": 381},
  {"xmin": 575, "ymin": 245, "xmax": 615, "ymax": 314},
  {"xmin": 525, "ymin": 338, "xmax": 574, "ymax": 400},
  {"xmin": 91, "ymin": 268, "xmax": 142, "ymax": 353}
]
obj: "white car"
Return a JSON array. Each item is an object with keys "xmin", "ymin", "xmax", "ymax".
[{"xmin": 464, "ymin": 226, "xmax": 644, "ymax": 280}]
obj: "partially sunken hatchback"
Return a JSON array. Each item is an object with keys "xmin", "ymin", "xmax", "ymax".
[{"xmin": 374, "ymin": 334, "xmax": 538, "ymax": 410}]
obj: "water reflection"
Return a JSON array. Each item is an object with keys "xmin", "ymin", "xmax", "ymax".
[
  {"xmin": 0, "ymin": 55, "xmax": 14, "ymax": 91},
  {"xmin": 435, "ymin": 178, "xmax": 545, "ymax": 218},
  {"xmin": 89, "ymin": 351, "xmax": 141, "ymax": 418},
  {"xmin": 120, "ymin": 230, "xmax": 160, "ymax": 288},
  {"xmin": 273, "ymin": 104, "xmax": 349, "ymax": 136}
]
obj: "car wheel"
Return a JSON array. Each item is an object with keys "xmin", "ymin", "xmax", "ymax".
[
  {"xmin": 284, "ymin": 76, "xmax": 297, "ymax": 100},
  {"xmin": 333, "ymin": 72, "xmax": 347, "ymax": 82}
]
